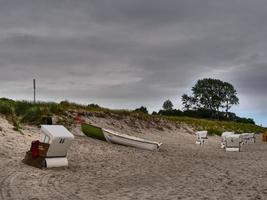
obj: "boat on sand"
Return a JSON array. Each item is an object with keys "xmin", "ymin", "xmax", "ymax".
[
  {"xmin": 102, "ymin": 128, "xmax": 162, "ymax": 151},
  {"xmin": 81, "ymin": 123, "xmax": 162, "ymax": 151}
]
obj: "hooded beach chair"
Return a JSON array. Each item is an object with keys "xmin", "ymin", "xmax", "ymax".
[
  {"xmin": 23, "ymin": 125, "xmax": 74, "ymax": 168},
  {"xmin": 221, "ymin": 132, "xmax": 235, "ymax": 148},
  {"xmin": 195, "ymin": 131, "xmax": 208, "ymax": 145},
  {"xmin": 40, "ymin": 125, "xmax": 74, "ymax": 168},
  {"xmin": 225, "ymin": 134, "xmax": 242, "ymax": 152},
  {"xmin": 241, "ymin": 133, "xmax": 255, "ymax": 144}
]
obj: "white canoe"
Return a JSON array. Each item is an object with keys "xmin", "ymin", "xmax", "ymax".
[{"xmin": 102, "ymin": 129, "xmax": 162, "ymax": 151}]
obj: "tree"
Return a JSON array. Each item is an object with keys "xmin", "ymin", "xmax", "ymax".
[
  {"xmin": 221, "ymin": 82, "xmax": 239, "ymax": 116},
  {"xmin": 181, "ymin": 94, "xmax": 197, "ymax": 110},
  {"xmin": 182, "ymin": 78, "xmax": 239, "ymax": 117},
  {"xmin": 162, "ymin": 100, "xmax": 174, "ymax": 111}
]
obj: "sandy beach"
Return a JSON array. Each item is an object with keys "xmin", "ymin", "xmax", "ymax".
[{"xmin": 1, "ymin": 115, "xmax": 267, "ymax": 200}]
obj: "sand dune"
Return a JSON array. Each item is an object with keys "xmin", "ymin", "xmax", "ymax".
[{"xmin": 1, "ymin": 115, "xmax": 267, "ymax": 200}]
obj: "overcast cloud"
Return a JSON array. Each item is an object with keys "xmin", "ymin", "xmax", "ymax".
[{"xmin": 0, "ymin": 0, "xmax": 267, "ymax": 125}]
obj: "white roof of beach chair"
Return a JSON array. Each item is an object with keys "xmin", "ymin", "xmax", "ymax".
[
  {"xmin": 196, "ymin": 131, "xmax": 207, "ymax": 135},
  {"xmin": 221, "ymin": 132, "xmax": 235, "ymax": 137},
  {"xmin": 196, "ymin": 131, "xmax": 208, "ymax": 138},
  {"xmin": 225, "ymin": 134, "xmax": 241, "ymax": 139},
  {"xmin": 40, "ymin": 125, "xmax": 74, "ymax": 157},
  {"xmin": 41, "ymin": 125, "xmax": 74, "ymax": 140},
  {"xmin": 241, "ymin": 133, "xmax": 255, "ymax": 136}
]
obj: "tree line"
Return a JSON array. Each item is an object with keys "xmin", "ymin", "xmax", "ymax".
[{"xmin": 135, "ymin": 78, "xmax": 255, "ymax": 124}]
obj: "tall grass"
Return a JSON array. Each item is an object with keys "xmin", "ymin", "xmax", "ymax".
[{"xmin": 0, "ymin": 98, "xmax": 65, "ymax": 127}]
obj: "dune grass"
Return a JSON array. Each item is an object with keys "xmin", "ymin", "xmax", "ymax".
[
  {"xmin": 165, "ymin": 116, "xmax": 267, "ymax": 135},
  {"xmin": 0, "ymin": 98, "xmax": 266, "ymax": 135}
]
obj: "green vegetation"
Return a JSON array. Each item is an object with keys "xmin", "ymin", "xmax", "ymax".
[
  {"xmin": 158, "ymin": 78, "xmax": 253, "ymax": 124},
  {"xmin": 165, "ymin": 116, "xmax": 267, "ymax": 135},
  {"xmin": 182, "ymin": 78, "xmax": 239, "ymax": 117},
  {"xmin": 134, "ymin": 106, "xmax": 149, "ymax": 114},
  {"xmin": 0, "ymin": 97, "xmax": 266, "ymax": 136},
  {"xmin": 81, "ymin": 123, "xmax": 106, "ymax": 141},
  {"xmin": 162, "ymin": 100, "xmax": 174, "ymax": 111},
  {"xmin": 0, "ymin": 98, "xmax": 65, "ymax": 129}
]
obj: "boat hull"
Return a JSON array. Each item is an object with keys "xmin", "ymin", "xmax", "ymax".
[
  {"xmin": 81, "ymin": 124, "xmax": 106, "ymax": 141},
  {"xmin": 103, "ymin": 129, "xmax": 162, "ymax": 151}
]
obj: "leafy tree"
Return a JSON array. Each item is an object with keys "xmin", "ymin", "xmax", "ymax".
[
  {"xmin": 162, "ymin": 100, "xmax": 174, "ymax": 111},
  {"xmin": 221, "ymin": 82, "xmax": 239, "ymax": 116},
  {"xmin": 181, "ymin": 94, "xmax": 197, "ymax": 110},
  {"xmin": 182, "ymin": 78, "xmax": 239, "ymax": 117},
  {"xmin": 191, "ymin": 79, "xmax": 224, "ymax": 111}
]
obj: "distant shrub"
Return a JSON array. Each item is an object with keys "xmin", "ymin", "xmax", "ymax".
[
  {"xmin": 60, "ymin": 100, "xmax": 70, "ymax": 106},
  {"xmin": 87, "ymin": 104, "xmax": 100, "ymax": 108},
  {"xmin": 158, "ymin": 109, "xmax": 183, "ymax": 116},
  {"xmin": 235, "ymin": 117, "xmax": 255, "ymax": 125},
  {"xmin": 134, "ymin": 106, "xmax": 148, "ymax": 114},
  {"xmin": 152, "ymin": 111, "xmax": 158, "ymax": 115}
]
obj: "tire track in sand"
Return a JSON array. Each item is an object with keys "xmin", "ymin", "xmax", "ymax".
[
  {"xmin": 39, "ymin": 173, "xmax": 82, "ymax": 200},
  {"xmin": 0, "ymin": 171, "xmax": 21, "ymax": 200}
]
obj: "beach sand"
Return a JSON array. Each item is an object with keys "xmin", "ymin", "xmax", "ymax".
[{"xmin": 1, "ymin": 115, "xmax": 267, "ymax": 200}]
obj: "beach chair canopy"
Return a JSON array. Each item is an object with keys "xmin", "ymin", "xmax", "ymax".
[
  {"xmin": 40, "ymin": 125, "xmax": 74, "ymax": 143},
  {"xmin": 221, "ymin": 132, "xmax": 235, "ymax": 138},
  {"xmin": 40, "ymin": 125, "xmax": 74, "ymax": 157},
  {"xmin": 196, "ymin": 131, "xmax": 208, "ymax": 139},
  {"xmin": 221, "ymin": 132, "xmax": 235, "ymax": 141}
]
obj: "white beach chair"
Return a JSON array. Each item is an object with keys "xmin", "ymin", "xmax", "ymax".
[
  {"xmin": 195, "ymin": 131, "xmax": 208, "ymax": 145},
  {"xmin": 221, "ymin": 132, "xmax": 235, "ymax": 148},
  {"xmin": 40, "ymin": 125, "xmax": 74, "ymax": 168},
  {"xmin": 241, "ymin": 133, "xmax": 255, "ymax": 144},
  {"xmin": 225, "ymin": 134, "xmax": 242, "ymax": 152}
]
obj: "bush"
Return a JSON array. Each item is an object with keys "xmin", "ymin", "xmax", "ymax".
[
  {"xmin": 207, "ymin": 128, "xmax": 222, "ymax": 136},
  {"xmin": 21, "ymin": 107, "xmax": 49, "ymax": 124},
  {"xmin": 14, "ymin": 101, "xmax": 32, "ymax": 116},
  {"xmin": 0, "ymin": 102, "xmax": 13, "ymax": 115},
  {"xmin": 134, "ymin": 106, "xmax": 148, "ymax": 114},
  {"xmin": 49, "ymin": 103, "xmax": 64, "ymax": 115},
  {"xmin": 158, "ymin": 109, "xmax": 183, "ymax": 116}
]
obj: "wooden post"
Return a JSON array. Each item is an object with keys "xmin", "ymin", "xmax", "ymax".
[{"xmin": 33, "ymin": 79, "xmax": 36, "ymax": 104}]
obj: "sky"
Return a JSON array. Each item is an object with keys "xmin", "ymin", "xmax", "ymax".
[{"xmin": 0, "ymin": 0, "xmax": 267, "ymax": 126}]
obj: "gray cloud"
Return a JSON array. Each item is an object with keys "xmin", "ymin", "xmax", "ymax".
[{"xmin": 1, "ymin": 0, "xmax": 267, "ymax": 125}]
